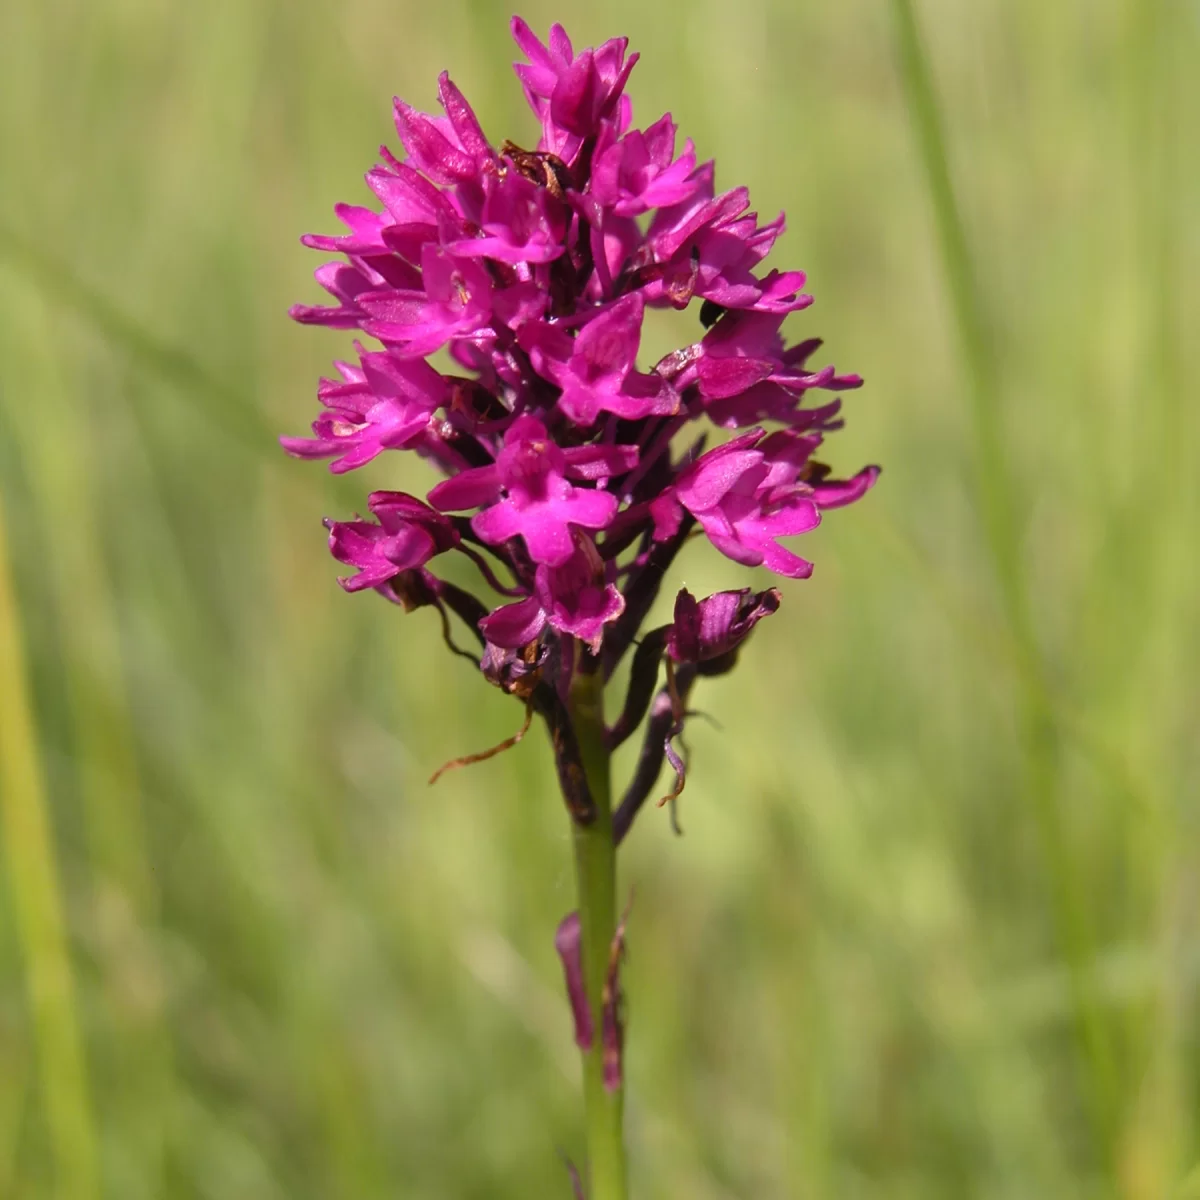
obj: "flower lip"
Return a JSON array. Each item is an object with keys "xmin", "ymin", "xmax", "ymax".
[
  {"xmin": 428, "ymin": 416, "xmax": 620, "ymax": 567},
  {"xmin": 534, "ymin": 538, "xmax": 625, "ymax": 649}
]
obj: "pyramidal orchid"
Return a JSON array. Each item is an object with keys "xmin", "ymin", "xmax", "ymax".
[{"xmin": 284, "ymin": 18, "xmax": 877, "ymax": 1197}]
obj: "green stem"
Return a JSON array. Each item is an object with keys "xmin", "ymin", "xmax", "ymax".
[{"xmin": 568, "ymin": 666, "xmax": 627, "ymax": 1200}]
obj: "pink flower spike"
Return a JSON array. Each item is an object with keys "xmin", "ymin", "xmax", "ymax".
[
  {"xmin": 285, "ymin": 13, "xmax": 880, "ymax": 853},
  {"xmin": 286, "ymin": 14, "xmax": 879, "ymax": 811}
]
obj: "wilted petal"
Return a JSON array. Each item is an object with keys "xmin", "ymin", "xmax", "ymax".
[{"xmin": 666, "ymin": 587, "xmax": 781, "ymax": 663}]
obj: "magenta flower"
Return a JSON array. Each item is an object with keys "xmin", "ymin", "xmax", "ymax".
[
  {"xmin": 534, "ymin": 541, "xmax": 625, "ymax": 650},
  {"xmin": 590, "ymin": 113, "xmax": 700, "ymax": 217},
  {"xmin": 366, "ymin": 159, "xmax": 459, "ymax": 249},
  {"xmin": 511, "ymin": 18, "xmax": 638, "ymax": 157},
  {"xmin": 295, "ymin": 204, "xmax": 392, "ymax": 263},
  {"xmin": 280, "ymin": 351, "xmax": 446, "ymax": 472},
  {"xmin": 358, "ymin": 245, "xmax": 495, "ymax": 358},
  {"xmin": 519, "ymin": 294, "xmax": 678, "ymax": 424},
  {"xmin": 428, "ymin": 415, "xmax": 627, "ymax": 566},
  {"xmin": 480, "ymin": 545, "xmax": 623, "ymax": 651},
  {"xmin": 289, "ymin": 261, "xmax": 390, "ymax": 329},
  {"xmin": 449, "ymin": 170, "xmax": 567, "ymax": 265},
  {"xmin": 692, "ymin": 311, "xmax": 862, "ymax": 407},
  {"xmin": 391, "ymin": 72, "xmax": 497, "ymax": 188},
  {"xmin": 479, "ymin": 593, "xmax": 548, "ymax": 649},
  {"xmin": 639, "ymin": 166, "xmax": 811, "ymax": 313},
  {"xmin": 286, "ymin": 9, "xmax": 878, "ymax": 841},
  {"xmin": 324, "ymin": 492, "xmax": 457, "ymax": 594},
  {"xmin": 702, "ymin": 327, "xmax": 861, "ymax": 431},
  {"xmin": 651, "ymin": 430, "xmax": 816, "ymax": 578}
]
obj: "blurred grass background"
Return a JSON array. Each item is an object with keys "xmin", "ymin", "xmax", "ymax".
[{"xmin": 0, "ymin": 0, "xmax": 1197, "ymax": 1196}]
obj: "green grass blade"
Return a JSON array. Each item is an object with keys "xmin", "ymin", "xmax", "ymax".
[
  {"xmin": 0, "ymin": 489, "xmax": 99, "ymax": 1200},
  {"xmin": 889, "ymin": 0, "xmax": 1119, "ymax": 1161}
]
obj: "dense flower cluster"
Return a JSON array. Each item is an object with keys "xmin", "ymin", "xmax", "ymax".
[{"xmin": 284, "ymin": 18, "xmax": 877, "ymax": 831}]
